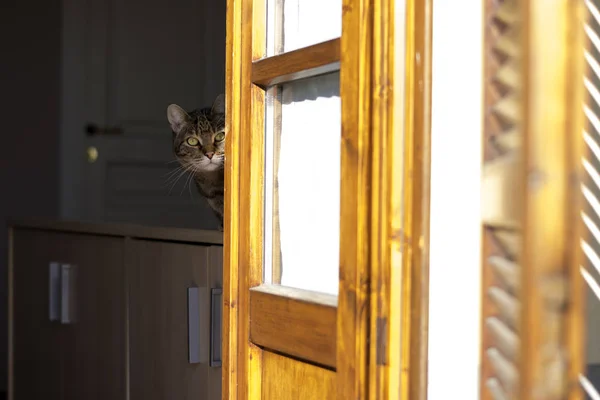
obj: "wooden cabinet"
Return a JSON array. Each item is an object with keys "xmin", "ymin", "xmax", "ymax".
[
  {"xmin": 8, "ymin": 220, "xmax": 222, "ymax": 400},
  {"xmin": 128, "ymin": 240, "xmax": 222, "ymax": 400}
]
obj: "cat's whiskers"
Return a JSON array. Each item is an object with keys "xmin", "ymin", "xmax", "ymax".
[
  {"xmin": 163, "ymin": 165, "xmax": 184, "ymax": 180},
  {"xmin": 164, "ymin": 168, "xmax": 186, "ymax": 186},
  {"xmin": 166, "ymin": 167, "xmax": 190, "ymax": 194},
  {"xmin": 180, "ymin": 171, "xmax": 195, "ymax": 196}
]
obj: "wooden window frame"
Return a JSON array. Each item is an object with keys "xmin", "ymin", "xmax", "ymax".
[{"xmin": 224, "ymin": 0, "xmax": 433, "ymax": 399}]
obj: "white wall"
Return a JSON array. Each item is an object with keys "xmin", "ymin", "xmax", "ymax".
[{"xmin": 427, "ymin": 1, "xmax": 483, "ymax": 399}]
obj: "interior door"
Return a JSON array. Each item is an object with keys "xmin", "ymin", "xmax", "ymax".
[
  {"xmin": 60, "ymin": 0, "xmax": 225, "ymax": 230},
  {"xmin": 224, "ymin": 0, "xmax": 345, "ymax": 397},
  {"xmin": 222, "ymin": 0, "xmax": 426, "ymax": 398}
]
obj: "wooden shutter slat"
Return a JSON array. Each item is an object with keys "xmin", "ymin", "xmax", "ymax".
[
  {"xmin": 488, "ymin": 287, "xmax": 520, "ymax": 331},
  {"xmin": 491, "ymin": 130, "xmax": 519, "ymax": 153},
  {"xmin": 491, "ymin": 96, "xmax": 520, "ymax": 125},
  {"xmin": 486, "ymin": 317, "xmax": 519, "ymax": 362},
  {"xmin": 492, "ymin": 0, "xmax": 518, "ymax": 27},
  {"xmin": 486, "ymin": 347, "xmax": 519, "ymax": 396},
  {"xmin": 488, "ymin": 256, "xmax": 520, "ymax": 292},
  {"xmin": 485, "ymin": 378, "xmax": 508, "ymax": 400},
  {"xmin": 490, "ymin": 230, "xmax": 521, "ymax": 259}
]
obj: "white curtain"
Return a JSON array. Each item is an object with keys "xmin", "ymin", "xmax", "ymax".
[{"xmin": 265, "ymin": 72, "xmax": 341, "ymax": 296}]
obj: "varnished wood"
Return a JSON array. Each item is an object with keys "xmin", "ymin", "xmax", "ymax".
[
  {"xmin": 249, "ymin": 285, "xmax": 337, "ymax": 368},
  {"xmin": 398, "ymin": 1, "xmax": 432, "ymax": 399},
  {"xmin": 228, "ymin": 0, "xmax": 427, "ymax": 398},
  {"xmin": 482, "ymin": 0, "xmax": 587, "ymax": 398},
  {"xmin": 7, "ymin": 218, "xmax": 222, "ymax": 245},
  {"xmin": 521, "ymin": 0, "xmax": 585, "ymax": 398},
  {"xmin": 251, "ymin": 39, "xmax": 341, "ymax": 88},
  {"xmin": 223, "ymin": 0, "xmax": 243, "ymax": 396},
  {"xmin": 337, "ymin": 0, "xmax": 372, "ymax": 397},
  {"xmin": 369, "ymin": 0, "xmax": 397, "ymax": 395},
  {"xmin": 569, "ymin": 2, "xmax": 589, "ymax": 400},
  {"xmin": 237, "ymin": 0, "xmax": 266, "ymax": 397},
  {"xmin": 261, "ymin": 351, "xmax": 336, "ymax": 399}
]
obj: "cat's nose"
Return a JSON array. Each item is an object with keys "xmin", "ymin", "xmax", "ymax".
[{"xmin": 205, "ymin": 152, "xmax": 214, "ymax": 160}]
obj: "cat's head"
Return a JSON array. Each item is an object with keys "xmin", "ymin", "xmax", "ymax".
[{"xmin": 167, "ymin": 94, "xmax": 225, "ymax": 172}]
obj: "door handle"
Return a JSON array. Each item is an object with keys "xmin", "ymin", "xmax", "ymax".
[
  {"xmin": 48, "ymin": 262, "xmax": 61, "ymax": 321},
  {"xmin": 210, "ymin": 288, "xmax": 222, "ymax": 367},
  {"xmin": 187, "ymin": 287, "xmax": 201, "ymax": 364},
  {"xmin": 85, "ymin": 123, "xmax": 124, "ymax": 136},
  {"xmin": 60, "ymin": 264, "xmax": 77, "ymax": 324}
]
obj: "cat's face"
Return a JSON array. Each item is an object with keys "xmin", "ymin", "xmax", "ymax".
[{"xmin": 167, "ymin": 94, "xmax": 225, "ymax": 173}]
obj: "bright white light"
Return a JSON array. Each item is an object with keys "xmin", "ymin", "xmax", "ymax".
[{"xmin": 427, "ymin": 1, "xmax": 483, "ymax": 399}]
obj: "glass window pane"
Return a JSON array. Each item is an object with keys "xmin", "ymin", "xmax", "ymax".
[
  {"xmin": 266, "ymin": 0, "xmax": 342, "ymax": 56},
  {"xmin": 263, "ymin": 72, "xmax": 341, "ymax": 295}
]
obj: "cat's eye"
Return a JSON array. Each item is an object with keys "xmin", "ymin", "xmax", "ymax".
[
  {"xmin": 214, "ymin": 132, "xmax": 225, "ymax": 142},
  {"xmin": 186, "ymin": 137, "xmax": 199, "ymax": 146}
]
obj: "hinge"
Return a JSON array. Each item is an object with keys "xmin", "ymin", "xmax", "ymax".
[{"xmin": 376, "ymin": 317, "xmax": 388, "ymax": 366}]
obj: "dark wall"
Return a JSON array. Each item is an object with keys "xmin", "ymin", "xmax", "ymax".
[{"xmin": 0, "ymin": 0, "xmax": 62, "ymax": 390}]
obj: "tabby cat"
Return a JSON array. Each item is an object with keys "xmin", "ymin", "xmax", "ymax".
[{"xmin": 167, "ymin": 94, "xmax": 225, "ymax": 231}]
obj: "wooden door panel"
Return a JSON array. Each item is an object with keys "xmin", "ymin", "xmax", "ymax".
[
  {"xmin": 261, "ymin": 351, "xmax": 336, "ymax": 400},
  {"xmin": 225, "ymin": 0, "xmax": 423, "ymax": 396},
  {"xmin": 128, "ymin": 239, "xmax": 219, "ymax": 400},
  {"xmin": 11, "ymin": 228, "xmax": 64, "ymax": 400}
]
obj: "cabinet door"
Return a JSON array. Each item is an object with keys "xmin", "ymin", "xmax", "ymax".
[
  {"xmin": 59, "ymin": 232, "xmax": 126, "ymax": 400},
  {"xmin": 10, "ymin": 228, "xmax": 64, "ymax": 400},
  {"xmin": 10, "ymin": 229, "xmax": 126, "ymax": 400},
  {"xmin": 128, "ymin": 240, "xmax": 221, "ymax": 400}
]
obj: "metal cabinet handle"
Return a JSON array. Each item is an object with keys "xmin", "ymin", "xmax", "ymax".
[
  {"xmin": 49, "ymin": 262, "xmax": 61, "ymax": 321},
  {"xmin": 187, "ymin": 287, "xmax": 201, "ymax": 364},
  {"xmin": 60, "ymin": 264, "xmax": 76, "ymax": 324},
  {"xmin": 210, "ymin": 288, "xmax": 222, "ymax": 367}
]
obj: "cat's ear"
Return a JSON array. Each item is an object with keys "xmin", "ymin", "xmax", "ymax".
[
  {"xmin": 167, "ymin": 104, "xmax": 189, "ymax": 133},
  {"xmin": 211, "ymin": 94, "xmax": 225, "ymax": 115}
]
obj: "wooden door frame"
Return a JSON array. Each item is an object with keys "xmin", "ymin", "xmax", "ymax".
[
  {"xmin": 479, "ymin": 1, "xmax": 586, "ymax": 399},
  {"xmin": 223, "ymin": 0, "xmax": 433, "ymax": 398}
]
